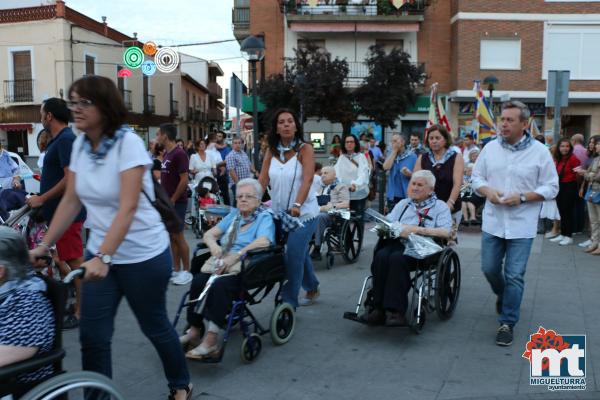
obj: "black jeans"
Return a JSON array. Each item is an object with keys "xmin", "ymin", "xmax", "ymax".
[
  {"xmin": 187, "ymin": 272, "xmax": 241, "ymax": 330},
  {"xmin": 557, "ymin": 181, "xmax": 578, "ymax": 237},
  {"xmin": 370, "ymin": 240, "xmax": 415, "ymax": 314},
  {"xmin": 216, "ymin": 173, "xmax": 230, "ymax": 206}
]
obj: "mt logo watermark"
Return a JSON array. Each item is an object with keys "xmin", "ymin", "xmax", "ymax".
[{"xmin": 522, "ymin": 326, "xmax": 586, "ymax": 391}]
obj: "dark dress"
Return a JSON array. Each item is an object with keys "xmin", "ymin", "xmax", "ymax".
[{"xmin": 421, "ymin": 152, "xmax": 461, "ymax": 213}]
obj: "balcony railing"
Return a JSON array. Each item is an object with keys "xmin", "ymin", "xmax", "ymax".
[
  {"xmin": 283, "ymin": 0, "xmax": 426, "ymax": 17},
  {"xmin": 187, "ymin": 106, "xmax": 193, "ymax": 121},
  {"xmin": 145, "ymin": 94, "xmax": 155, "ymax": 114},
  {"xmin": 208, "ymin": 82, "xmax": 223, "ymax": 99},
  {"xmin": 170, "ymin": 100, "xmax": 179, "ymax": 117},
  {"xmin": 3, "ymin": 79, "xmax": 33, "ymax": 103},
  {"xmin": 120, "ymin": 89, "xmax": 132, "ymax": 111}
]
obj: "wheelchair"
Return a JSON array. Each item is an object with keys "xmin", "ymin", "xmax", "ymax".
[
  {"xmin": 0, "ymin": 270, "xmax": 125, "ymax": 399},
  {"xmin": 185, "ymin": 175, "xmax": 226, "ymax": 239},
  {"xmin": 172, "ymin": 243, "xmax": 296, "ymax": 364},
  {"xmin": 343, "ymin": 237, "xmax": 461, "ymax": 334},
  {"xmin": 322, "ymin": 209, "xmax": 364, "ymax": 269}
]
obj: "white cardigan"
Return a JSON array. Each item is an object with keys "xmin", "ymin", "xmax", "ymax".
[{"xmin": 335, "ymin": 153, "xmax": 370, "ymax": 200}]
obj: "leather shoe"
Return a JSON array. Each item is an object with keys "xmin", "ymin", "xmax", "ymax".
[
  {"xmin": 385, "ymin": 312, "xmax": 407, "ymax": 327},
  {"xmin": 365, "ymin": 308, "xmax": 386, "ymax": 325}
]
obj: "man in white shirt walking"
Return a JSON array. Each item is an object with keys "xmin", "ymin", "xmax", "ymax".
[{"xmin": 472, "ymin": 101, "xmax": 558, "ymax": 347}]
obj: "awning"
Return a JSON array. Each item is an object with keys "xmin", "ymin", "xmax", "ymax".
[
  {"xmin": 0, "ymin": 123, "xmax": 33, "ymax": 131},
  {"xmin": 289, "ymin": 22, "xmax": 419, "ymax": 33},
  {"xmin": 406, "ymin": 96, "xmax": 431, "ymax": 113}
]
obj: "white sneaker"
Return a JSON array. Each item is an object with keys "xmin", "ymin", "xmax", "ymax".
[
  {"xmin": 559, "ymin": 237, "xmax": 573, "ymax": 246},
  {"xmin": 544, "ymin": 231, "xmax": 559, "ymax": 239},
  {"xmin": 578, "ymin": 239, "xmax": 592, "ymax": 248},
  {"xmin": 170, "ymin": 271, "xmax": 180, "ymax": 283},
  {"xmin": 173, "ymin": 271, "xmax": 193, "ymax": 285},
  {"xmin": 549, "ymin": 235, "xmax": 565, "ymax": 243}
]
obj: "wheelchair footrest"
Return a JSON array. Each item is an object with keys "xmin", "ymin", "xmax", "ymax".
[{"xmin": 342, "ymin": 311, "xmax": 367, "ymax": 324}]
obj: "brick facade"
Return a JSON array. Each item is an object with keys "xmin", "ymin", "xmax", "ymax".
[
  {"xmin": 250, "ymin": 0, "xmax": 285, "ymax": 79},
  {"xmin": 452, "ymin": 0, "xmax": 600, "ymax": 14},
  {"xmin": 418, "ymin": 0, "xmax": 452, "ymax": 93}
]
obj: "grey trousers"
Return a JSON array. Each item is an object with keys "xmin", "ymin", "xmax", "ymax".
[{"xmin": 314, "ymin": 212, "xmax": 332, "ymax": 247}]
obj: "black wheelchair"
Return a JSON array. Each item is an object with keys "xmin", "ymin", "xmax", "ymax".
[
  {"xmin": 0, "ymin": 270, "xmax": 124, "ymax": 399},
  {"xmin": 173, "ymin": 243, "xmax": 295, "ymax": 364},
  {"xmin": 343, "ymin": 238, "xmax": 461, "ymax": 334}
]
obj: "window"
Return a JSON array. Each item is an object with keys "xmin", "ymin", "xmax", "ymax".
[
  {"xmin": 375, "ymin": 39, "xmax": 404, "ymax": 53},
  {"xmin": 310, "ymin": 132, "xmax": 326, "ymax": 152},
  {"xmin": 10, "ymin": 50, "xmax": 33, "ymax": 102},
  {"xmin": 480, "ymin": 39, "xmax": 521, "ymax": 70},
  {"xmin": 85, "ymin": 55, "xmax": 95, "ymax": 75},
  {"xmin": 543, "ymin": 24, "xmax": 600, "ymax": 80}
]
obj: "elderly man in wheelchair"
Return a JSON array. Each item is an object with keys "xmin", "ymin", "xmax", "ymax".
[
  {"xmin": 360, "ymin": 170, "xmax": 456, "ymax": 327},
  {"xmin": 311, "ymin": 166, "xmax": 350, "ymax": 261},
  {"xmin": 179, "ymin": 178, "xmax": 276, "ymax": 361},
  {"xmin": 0, "ymin": 146, "xmax": 26, "ymax": 222}
]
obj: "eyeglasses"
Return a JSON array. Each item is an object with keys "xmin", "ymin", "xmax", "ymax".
[
  {"xmin": 67, "ymin": 99, "xmax": 94, "ymax": 110},
  {"xmin": 236, "ymin": 194, "xmax": 258, "ymax": 200}
]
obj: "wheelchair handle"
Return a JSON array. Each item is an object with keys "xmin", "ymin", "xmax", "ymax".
[{"xmin": 64, "ymin": 267, "xmax": 85, "ymax": 284}]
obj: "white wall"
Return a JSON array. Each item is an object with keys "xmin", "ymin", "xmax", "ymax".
[{"xmin": 180, "ymin": 53, "xmax": 209, "ymax": 87}]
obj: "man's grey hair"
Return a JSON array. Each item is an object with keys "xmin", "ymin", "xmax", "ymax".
[
  {"xmin": 502, "ymin": 100, "xmax": 531, "ymax": 121},
  {"xmin": 237, "ymin": 178, "xmax": 263, "ymax": 200},
  {"xmin": 411, "ymin": 170, "xmax": 436, "ymax": 189},
  {"xmin": 571, "ymin": 133, "xmax": 584, "ymax": 145},
  {"xmin": 0, "ymin": 226, "xmax": 29, "ymax": 282}
]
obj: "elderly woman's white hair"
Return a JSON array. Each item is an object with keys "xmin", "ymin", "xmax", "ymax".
[
  {"xmin": 411, "ymin": 170, "xmax": 436, "ymax": 189},
  {"xmin": 0, "ymin": 226, "xmax": 29, "ymax": 282},
  {"xmin": 236, "ymin": 178, "xmax": 264, "ymax": 200},
  {"xmin": 321, "ymin": 165, "xmax": 336, "ymax": 174}
]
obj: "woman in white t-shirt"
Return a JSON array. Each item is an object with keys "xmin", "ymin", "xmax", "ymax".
[
  {"xmin": 30, "ymin": 76, "xmax": 192, "ymax": 400},
  {"xmin": 335, "ymin": 134, "xmax": 370, "ymax": 216},
  {"xmin": 189, "ymin": 138, "xmax": 220, "ymax": 185}
]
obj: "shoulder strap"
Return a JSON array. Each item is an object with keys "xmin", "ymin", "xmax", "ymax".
[{"xmin": 397, "ymin": 203, "xmax": 410, "ymax": 222}]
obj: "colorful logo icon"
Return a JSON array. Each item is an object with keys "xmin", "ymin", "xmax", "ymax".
[
  {"xmin": 523, "ymin": 326, "xmax": 586, "ymax": 391},
  {"xmin": 117, "ymin": 68, "xmax": 132, "ymax": 78},
  {"xmin": 141, "ymin": 60, "xmax": 157, "ymax": 76},
  {"xmin": 143, "ymin": 41, "xmax": 157, "ymax": 56},
  {"xmin": 123, "ymin": 46, "xmax": 144, "ymax": 69},
  {"xmin": 155, "ymin": 47, "xmax": 179, "ymax": 73}
]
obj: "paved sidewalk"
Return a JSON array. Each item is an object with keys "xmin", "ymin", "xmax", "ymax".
[{"xmin": 61, "ymin": 226, "xmax": 600, "ymax": 399}]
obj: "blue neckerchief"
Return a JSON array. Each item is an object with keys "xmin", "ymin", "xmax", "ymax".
[
  {"xmin": 395, "ymin": 149, "xmax": 413, "ymax": 163},
  {"xmin": 321, "ymin": 178, "xmax": 339, "ymax": 194},
  {"xmin": 82, "ymin": 125, "xmax": 129, "ymax": 163},
  {"xmin": 410, "ymin": 193, "xmax": 438, "ymax": 210},
  {"xmin": 426, "ymin": 149, "xmax": 456, "ymax": 167},
  {"xmin": 498, "ymin": 131, "xmax": 533, "ymax": 152},
  {"xmin": 276, "ymin": 139, "xmax": 299, "ymax": 162}
]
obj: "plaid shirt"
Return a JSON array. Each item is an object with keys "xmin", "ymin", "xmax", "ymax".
[{"xmin": 225, "ymin": 149, "xmax": 252, "ymax": 183}]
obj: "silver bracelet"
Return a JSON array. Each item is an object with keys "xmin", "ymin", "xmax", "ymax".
[{"xmin": 293, "ymin": 202, "xmax": 302, "ymax": 208}]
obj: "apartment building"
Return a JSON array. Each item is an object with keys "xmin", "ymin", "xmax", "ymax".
[
  {"xmin": 233, "ymin": 0, "xmax": 439, "ymax": 151},
  {"xmin": 448, "ymin": 0, "xmax": 600, "ymax": 140},
  {"xmin": 0, "ymin": 0, "xmax": 224, "ymax": 164}
]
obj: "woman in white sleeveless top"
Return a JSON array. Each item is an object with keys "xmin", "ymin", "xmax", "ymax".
[{"xmin": 259, "ymin": 109, "xmax": 320, "ymax": 308}]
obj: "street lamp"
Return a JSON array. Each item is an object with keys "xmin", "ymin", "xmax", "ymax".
[
  {"xmin": 241, "ymin": 35, "xmax": 265, "ymax": 169},
  {"xmin": 483, "ymin": 75, "xmax": 499, "ymax": 109}
]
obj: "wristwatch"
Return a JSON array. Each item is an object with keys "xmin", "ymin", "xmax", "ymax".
[
  {"xmin": 96, "ymin": 252, "xmax": 113, "ymax": 266},
  {"xmin": 519, "ymin": 193, "xmax": 527, "ymax": 204}
]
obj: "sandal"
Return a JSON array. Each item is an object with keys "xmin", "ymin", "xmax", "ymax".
[
  {"xmin": 185, "ymin": 343, "xmax": 221, "ymax": 360},
  {"xmin": 168, "ymin": 384, "xmax": 193, "ymax": 400}
]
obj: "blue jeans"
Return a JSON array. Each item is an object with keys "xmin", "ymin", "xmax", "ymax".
[
  {"xmin": 282, "ymin": 218, "xmax": 319, "ymax": 308},
  {"xmin": 481, "ymin": 232, "xmax": 533, "ymax": 327},
  {"xmin": 80, "ymin": 248, "xmax": 189, "ymax": 397}
]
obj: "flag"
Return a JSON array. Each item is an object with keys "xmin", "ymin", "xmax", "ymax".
[
  {"xmin": 473, "ymin": 81, "xmax": 496, "ymax": 143},
  {"xmin": 391, "ymin": 0, "xmax": 410, "ymax": 8},
  {"xmin": 425, "ymin": 83, "xmax": 452, "ymax": 143},
  {"xmin": 528, "ymin": 117, "xmax": 541, "ymax": 137}
]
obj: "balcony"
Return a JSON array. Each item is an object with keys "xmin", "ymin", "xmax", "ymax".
[
  {"xmin": 208, "ymin": 108, "xmax": 223, "ymax": 122},
  {"xmin": 208, "ymin": 82, "xmax": 223, "ymax": 99},
  {"xmin": 170, "ymin": 100, "xmax": 179, "ymax": 117},
  {"xmin": 144, "ymin": 94, "xmax": 155, "ymax": 114},
  {"xmin": 232, "ymin": 0, "xmax": 250, "ymax": 41},
  {"xmin": 3, "ymin": 79, "xmax": 34, "ymax": 103},
  {"xmin": 187, "ymin": 106, "xmax": 193, "ymax": 121},
  {"xmin": 283, "ymin": 0, "xmax": 426, "ymax": 29},
  {"xmin": 120, "ymin": 89, "xmax": 132, "ymax": 111},
  {"xmin": 194, "ymin": 109, "xmax": 206, "ymax": 123}
]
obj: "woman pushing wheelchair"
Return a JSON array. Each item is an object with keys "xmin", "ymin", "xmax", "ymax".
[{"xmin": 364, "ymin": 170, "xmax": 452, "ymax": 326}]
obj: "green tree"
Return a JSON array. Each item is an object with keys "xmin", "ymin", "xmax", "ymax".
[{"xmin": 354, "ymin": 44, "xmax": 426, "ymax": 133}]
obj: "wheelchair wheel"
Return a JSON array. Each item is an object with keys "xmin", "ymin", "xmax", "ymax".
[
  {"xmin": 20, "ymin": 371, "xmax": 125, "ymax": 400},
  {"xmin": 435, "ymin": 248, "xmax": 461, "ymax": 320},
  {"xmin": 240, "ymin": 333, "xmax": 262, "ymax": 363},
  {"xmin": 341, "ymin": 219, "xmax": 363, "ymax": 264},
  {"xmin": 270, "ymin": 302, "xmax": 295, "ymax": 345}
]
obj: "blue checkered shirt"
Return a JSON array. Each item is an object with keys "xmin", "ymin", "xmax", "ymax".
[{"xmin": 225, "ymin": 150, "xmax": 252, "ymax": 182}]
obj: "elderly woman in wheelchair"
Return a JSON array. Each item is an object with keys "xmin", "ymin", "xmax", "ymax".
[
  {"xmin": 179, "ymin": 178, "xmax": 275, "ymax": 361},
  {"xmin": 0, "ymin": 227, "xmax": 55, "ymax": 398},
  {"xmin": 363, "ymin": 170, "xmax": 453, "ymax": 327}
]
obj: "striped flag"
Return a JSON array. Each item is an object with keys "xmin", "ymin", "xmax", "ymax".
[
  {"xmin": 473, "ymin": 81, "xmax": 497, "ymax": 143},
  {"xmin": 425, "ymin": 83, "xmax": 452, "ymax": 143}
]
